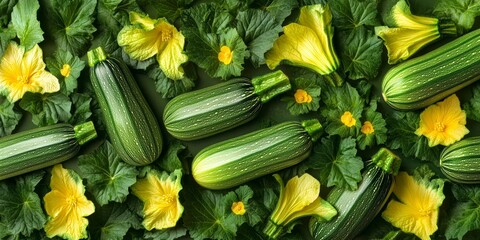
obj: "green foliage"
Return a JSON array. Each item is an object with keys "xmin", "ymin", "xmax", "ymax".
[
  {"xmin": 19, "ymin": 92, "xmax": 72, "ymax": 127},
  {"xmin": 10, "ymin": 0, "xmax": 43, "ymax": 50},
  {"xmin": 0, "ymin": 95, "xmax": 22, "ymax": 137}
]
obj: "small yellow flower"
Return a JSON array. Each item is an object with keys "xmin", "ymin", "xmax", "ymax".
[
  {"xmin": 382, "ymin": 172, "xmax": 445, "ymax": 240},
  {"xmin": 117, "ymin": 12, "xmax": 188, "ymax": 80},
  {"xmin": 231, "ymin": 201, "xmax": 246, "ymax": 215},
  {"xmin": 60, "ymin": 64, "xmax": 71, "ymax": 77},
  {"xmin": 131, "ymin": 169, "xmax": 184, "ymax": 230},
  {"xmin": 264, "ymin": 173, "xmax": 337, "ymax": 239},
  {"xmin": 361, "ymin": 121, "xmax": 375, "ymax": 135},
  {"xmin": 0, "ymin": 42, "xmax": 60, "ymax": 102},
  {"xmin": 341, "ymin": 111, "xmax": 356, "ymax": 127},
  {"xmin": 218, "ymin": 46, "xmax": 233, "ymax": 65},
  {"xmin": 44, "ymin": 164, "xmax": 95, "ymax": 240},
  {"xmin": 294, "ymin": 89, "xmax": 312, "ymax": 103},
  {"xmin": 415, "ymin": 94, "xmax": 469, "ymax": 147}
]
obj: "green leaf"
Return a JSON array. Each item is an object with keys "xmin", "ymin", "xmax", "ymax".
[
  {"xmin": 89, "ymin": 202, "xmax": 141, "ymax": 240},
  {"xmin": 0, "ymin": 95, "xmax": 22, "ymax": 137},
  {"xmin": 0, "ymin": 171, "xmax": 46, "ymax": 237},
  {"xmin": 0, "ymin": 27, "xmax": 15, "ymax": 58},
  {"xmin": 306, "ymin": 136, "xmax": 364, "ymax": 190},
  {"xmin": 10, "ymin": 0, "xmax": 43, "ymax": 50},
  {"xmin": 283, "ymin": 77, "xmax": 321, "ymax": 115},
  {"xmin": 338, "ymin": 27, "xmax": 383, "ymax": 80},
  {"xmin": 138, "ymin": 0, "xmax": 193, "ymax": 22},
  {"xmin": 45, "ymin": 0, "xmax": 97, "ymax": 56},
  {"xmin": 100, "ymin": 0, "xmax": 140, "ymax": 28},
  {"xmin": 68, "ymin": 93, "xmax": 92, "ymax": 125},
  {"xmin": 181, "ymin": 3, "xmax": 233, "ymax": 35},
  {"xmin": 464, "ymin": 82, "xmax": 480, "ymax": 122},
  {"xmin": 224, "ymin": 185, "xmax": 263, "ymax": 227},
  {"xmin": 433, "ymin": 0, "xmax": 480, "ymax": 34},
  {"xmin": 329, "ymin": 0, "xmax": 381, "ymax": 31},
  {"xmin": 157, "ymin": 140, "xmax": 187, "ymax": 172},
  {"xmin": 19, "ymin": 92, "xmax": 72, "ymax": 127},
  {"xmin": 386, "ymin": 111, "xmax": 443, "ymax": 162},
  {"xmin": 446, "ymin": 184, "xmax": 480, "ymax": 240},
  {"xmin": 45, "ymin": 50, "xmax": 86, "ymax": 95},
  {"xmin": 148, "ymin": 66, "xmax": 196, "ymax": 98},
  {"xmin": 143, "ymin": 226, "xmax": 188, "ymax": 240},
  {"xmin": 236, "ymin": 9, "xmax": 282, "ymax": 67},
  {"xmin": 357, "ymin": 101, "xmax": 387, "ymax": 150},
  {"xmin": 78, "ymin": 141, "xmax": 139, "ymax": 206},
  {"xmin": 0, "ymin": 0, "xmax": 17, "ymax": 27},
  {"xmin": 251, "ymin": 0, "xmax": 298, "ymax": 23}
]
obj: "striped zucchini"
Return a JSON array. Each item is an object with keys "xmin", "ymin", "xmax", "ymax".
[
  {"xmin": 0, "ymin": 121, "xmax": 97, "ymax": 180},
  {"xmin": 309, "ymin": 148, "xmax": 401, "ymax": 240},
  {"xmin": 382, "ymin": 28, "xmax": 480, "ymax": 110},
  {"xmin": 87, "ymin": 47, "xmax": 163, "ymax": 166},
  {"xmin": 440, "ymin": 136, "xmax": 480, "ymax": 184},
  {"xmin": 192, "ymin": 119, "xmax": 323, "ymax": 190},
  {"xmin": 163, "ymin": 70, "xmax": 290, "ymax": 140}
]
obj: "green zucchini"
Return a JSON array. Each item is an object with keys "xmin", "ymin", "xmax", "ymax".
[
  {"xmin": 0, "ymin": 121, "xmax": 97, "ymax": 180},
  {"xmin": 382, "ymin": 28, "xmax": 480, "ymax": 110},
  {"xmin": 192, "ymin": 119, "xmax": 323, "ymax": 190},
  {"xmin": 163, "ymin": 70, "xmax": 290, "ymax": 141},
  {"xmin": 440, "ymin": 136, "xmax": 480, "ymax": 184},
  {"xmin": 87, "ymin": 47, "xmax": 163, "ymax": 166},
  {"xmin": 309, "ymin": 148, "xmax": 401, "ymax": 240}
]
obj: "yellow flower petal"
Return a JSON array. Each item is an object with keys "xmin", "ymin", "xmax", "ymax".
[
  {"xmin": 131, "ymin": 169, "xmax": 184, "ymax": 230},
  {"xmin": 129, "ymin": 11, "xmax": 156, "ymax": 31},
  {"xmin": 392, "ymin": 0, "xmax": 438, "ymax": 28},
  {"xmin": 341, "ymin": 111, "xmax": 356, "ymax": 127},
  {"xmin": 218, "ymin": 46, "xmax": 233, "ymax": 65},
  {"xmin": 156, "ymin": 27, "xmax": 188, "ymax": 80},
  {"xmin": 361, "ymin": 121, "xmax": 375, "ymax": 135},
  {"xmin": 231, "ymin": 201, "xmax": 246, "ymax": 215},
  {"xmin": 60, "ymin": 64, "xmax": 71, "ymax": 77},
  {"xmin": 294, "ymin": 89, "xmax": 312, "ymax": 103},
  {"xmin": 284, "ymin": 197, "xmax": 337, "ymax": 224},
  {"xmin": 416, "ymin": 95, "xmax": 469, "ymax": 147},
  {"xmin": 117, "ymin": 25, "xmax": 160, "ymax": 60}
]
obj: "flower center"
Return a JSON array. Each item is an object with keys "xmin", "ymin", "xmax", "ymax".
[
  {"xmin": 161, "ymin": 29, "xmax": 173, "ymax": 42},
  {"xmin": 157, "ymin": 194, "xmax": 176, "ymax": 208},
  {"xmin": 341, "ymin": 111, "xmax": 356, "ymax": 127},
  {"xmin": 60, "ymin": 64, "xmax": 71, "ymax": 77},
  {"xmin": 361, "ymin": 121, "xmax": 375, "ymax": 135},
  {"xmin": 434, "ymin": 122, "xmax": 446, "ymax": 132},
  {"xmin": 218, "ymin": 46, "xmax": 233, "ymax": 65},
  {"xmin": 294, "ymin": 89, "xmax": 312, "ymax": 103},
  {"xmin": 66, "ymin": 196, "xmax": 77, "ymax": 207},
  {"xmin": 16, "ymin": 75, "xmax": 30, "ymax": 84},
  {"xmin": 231, "ymin": 201, "xmax": 246, "ymax": 215}
]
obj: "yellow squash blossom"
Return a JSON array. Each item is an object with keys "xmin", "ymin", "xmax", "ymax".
[
  {"xmin": 44, "ymin": 164, "xmax": 95, "ymax": 240},
  {"xmin": 341, "ymin": 111, "xmax": 356, "ymax": 127},
  {"xmin": 263, "ymin": 173, "xmax": 337, "ymax": 239},
  {"xmin": 294, "ymin": 89, "xmax": 313, "ymax": 103},
  {"xmin": 218, "ymin": 46, "xmax": 233, "ymax": 65},
  {"xmin": 361, "ymin": 121, "xmax": 375, "ymax": 135},
  {"xmin": 375, "ymin": 0, "xmax": 456, "ymax": 64},
  {"xmin": 265, "ymin": 4, "xmax": 342, "ymax": 86},
  {"xmin": 382, "ymin": 172, "xmax": 445, "ymax": 240},
  {"xmin": 231, "ymin": 201, "xmax": 246, "ymax": 215},
  {"xmin": 415, "ymin": 94, "xmax": 469, "ymax": 147},
  {"xmin": 0, "ymin": 42, "xmax": 60, "ymax": 102},
  {"xmin": 131, "ymin": 169, "xmax": 184, "ymax": 230},
  {"xmin": 117, "ymin": 12, "xmax": 188, "ymax": 80}
]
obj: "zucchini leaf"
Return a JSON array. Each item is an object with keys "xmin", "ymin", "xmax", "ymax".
[
  {"xmin": 446, "ymin": 184, "xmax": 480, "ymax": 240},
  {"xmin": 45, "ymin": 0, "xmax": 97, "ymax": 56},
  {"xmin": 68, "ymin": 93, "xmax": 92, "ymax": 125},
  {"xmin": 181, "ymin": 3, "xmax": 233, "ymax": 35},
  {"xmin": 144, "ymin": 227, "xmax": 187, "ymax": 240},
  {"xmin": 10, "ymin": 0, "xmax": 43, "ymax": 50},
  {"xmin": 148, "ymin": 66, "xmax": 196, "ymax": 99},
  {"xmin": 19, "ymin": 92, "xmax": 72, "ymax": 127},
  {"xmin": 283, "ymin": 77, "xmax": 321, "ymax": 115},
  {"xmin": 0, "ymin": 171, "xmax": 46, "ymax": 238},
  {"xmin": 357, "ymin": 100, "xmax": 387, "ymax": 150},
  {"xmin": 386, "ymin": 111, "xmax": 443, "ymax": 162},
  {"xmin": 306, "ymin": 136, "xmax": 364, "ymax": 191},
  {"xmin": 0, "ymin": 27, "xmax": 15, "ymax": 58},
  {"xmin": 0, "ymin": 0, "xmax": 16, "ymax": 27},
  {"xmin": 338, "ymin": 27, "xmax": 383, "ymax": 80},
  {"xmin": 96, "ymin": 0, "xmax": 140, "ymax": 35},
  {"xmin": 137, "ymin": 0, "xmax": 193, "ymax": 22},
  {"xmin": 89, "ymin": 202, "xmax": 141, "ymax": 240},
  {"xmin": 78, "ymin": 141, "xmax": 139, "ymax": 206},
  {"xmin": 45, "ymin": 50, "xmax": 86, "ymax": 95},
  {"xmin": 433, "ymin": 0, "xmax": 480, "ymax": 34},
  {"xmin": 236, "ymin": 9, "xmax": 282, "ymax": 67},
  {"xmin": 463, "ymin": 82, "xmax": 480, "ymax": 122},
  {"xmin": 330, "ymin": 0, "xmax": 381, "ymax": 31},
  {"xmin": 157, "ymin": 139, "xmax": 187, "ymax": 173},
  {"xmin": 251, "ymin": 0, "xmax": 298, "ymax": 23},
  {"xmin": 0, "ymin": 95, "xmax": 22, "ymax": 137},
  {"xmin": 224, "ymin": 185, "xmax": 263, "ymax": 227}
]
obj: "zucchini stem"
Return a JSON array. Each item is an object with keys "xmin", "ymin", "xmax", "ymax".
[
  {"xmin": 252, "ymin": 70, "xmax": 291, "ymax": 103},
  {"xmin": 301, "ymin": 119, "xmax": 323, "ymax": 142},
  {"xmin": 371, "ymin": 148, "xmax": 402, "ymax": 175},
  {"xmin": 324, "ymin": 71, "xmax": 344, "ymax": 87},
  {"xmin": 74, "ymin": 121, "xmax": 97, "ymax": 145},
  {"xmin": 87, "ymin": 47, "xmax": 108, "ymax": 67},
  {"xmin": 263, "ymin": 219, "xmax": 284, "ymax": 239},
  {"xmin": 439, "ymin": 19, "xmax": 458, "ymax": 36}
]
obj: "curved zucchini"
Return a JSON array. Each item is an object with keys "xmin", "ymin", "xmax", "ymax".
[
  {"xmin": 87, "ymin": 47, "xmax": 163, "ymax": 166},
  {"xmin": 309, "ymin": 148, "xmax": 401, "ymax": 240},
  {"xmin": 163, "ymin": 70, "xmax": 290, "ymax": 140},
  {"xmin": 440, "ymin": 136, "xmax": 480, "ymax": 184},
  {"xmin": 0, "ymin": 121, "xmax": 97, "ymax": 180},
  {"xmin": 382, "ymin": 28, "xmax": 480, "ymax": 110},
  {"xmin": 192, "ymin": 119, "xmax": 323, "ymax": 190}
]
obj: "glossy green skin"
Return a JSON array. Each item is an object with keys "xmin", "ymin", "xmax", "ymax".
[
  {"xmin": 382, "ymin": 28, "xmax": 480, "ymax": 110},
  {"xmin": 192, "ymin": 121, "xmax": 313, "ymax": 190},
  {"xmin": 440, "ymin": 136, "xmax": 480, "ymax": 184},
  {"xmin": 0, "ymin": 124, "xmax": 80, "ymax": 180},
  {"xmin": 309, "ymin": 163, "xmax": 394, "ymax": 240},
  {"xmin": 89, "ymin": 57, "xmax": 163, "ymax": 166},
  {"xmin": 163, "ymin": 79, "xmax": 261, "ymax": 141}
]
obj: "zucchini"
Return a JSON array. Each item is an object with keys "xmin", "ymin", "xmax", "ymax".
[
  {"xmin": 163, "ymin": 70, "xmax": 290, "ymax": 140},
  {"xmin": 440, "ymin": 136, "xmax": 480, "ymax": 184},
  {"xmin": 0, "ymin": 121, "xmax": 97, "ymax": 180},
  {"xmin": 87, "ymin": 47, "xmax": 163, "ymax": 166},
  {"xmin": 382, "ymin": 28, "xmax": 480, "ymax": 110},
  {"xmin": 192, "ymin": 119, "xmax": 323, "ymax": 190},
  {"xmin": 309, "ymin": 148, "xmax": 401, "ymax": 240}
]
